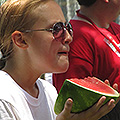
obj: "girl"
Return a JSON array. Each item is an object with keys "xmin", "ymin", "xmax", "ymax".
[{"xmin": 0, "ymin": 0, "xmax": 118, "ymax": 119}]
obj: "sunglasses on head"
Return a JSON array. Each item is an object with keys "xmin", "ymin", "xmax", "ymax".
[{"xmin": 22, "ymin": 22, "xmax": 73, "ymax": 40}]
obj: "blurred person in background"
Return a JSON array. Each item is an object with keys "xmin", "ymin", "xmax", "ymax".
[{"xmin": 53, "ymin": 0, "xmax": 120, "ymax": 119}]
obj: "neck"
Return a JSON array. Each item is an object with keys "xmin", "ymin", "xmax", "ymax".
[
  {"xmin": 80, "ymin": 6, "xmax": 110, "ymax": 28},
  {"xmin": 3, "ymin": 60, "xmax": 41, "ymax": 98}
]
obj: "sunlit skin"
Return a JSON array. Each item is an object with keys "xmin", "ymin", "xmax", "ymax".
[
  {"xmin": 3, "ymin": 1, "xmax": 72, "ymax": 97},
  {"xmin": 25, "ymin": 1, "xmax": 72, "ymax": 74}
]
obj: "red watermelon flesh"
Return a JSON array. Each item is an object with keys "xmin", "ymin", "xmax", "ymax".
[
  {"xmin": 54, "ymin": 77, "xmax": 119, "ymax": 114},
  {"xmin": 70, "ymin": 77, "xmax": 115, "ymax": 95}
]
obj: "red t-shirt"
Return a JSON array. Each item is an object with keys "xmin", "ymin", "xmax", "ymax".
[{"xmin": 53, "ymin": 14, "xmax": 120, "ymax": 93}]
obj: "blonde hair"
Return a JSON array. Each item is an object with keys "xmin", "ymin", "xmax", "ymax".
[{"xmin": 0, "ymin": 0, "xmax": 52, "ymax": 68}]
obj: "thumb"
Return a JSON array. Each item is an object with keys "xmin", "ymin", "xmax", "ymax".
[
  {"xmin": 56, "ymin": 98, "xmax": 73, "ymax": 120},
  {"xmin": 62, "ymin": 98, "xmax": 73, "ymax": 116}
]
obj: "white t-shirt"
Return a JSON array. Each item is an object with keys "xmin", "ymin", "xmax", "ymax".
[
  {"xmin": 44, "ymin": 73, "xmax": 53, "ymax": 84},
  {"xmin": 0, "ymin": 70, "xmax": 57, "ymax": 120}
]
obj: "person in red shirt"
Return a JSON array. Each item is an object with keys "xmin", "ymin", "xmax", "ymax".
[
  {"xmin": 53, "ymin": 0, "xmax": 120, "ymax": 93},
  {"xmin": 53, "ymin": 0, "xmax": 120, "ymax": 119}
]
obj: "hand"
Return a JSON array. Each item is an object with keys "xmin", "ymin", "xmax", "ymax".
[
  {"xmin": 104, "ymin": 79, "xmax": 120, "ymax": 104},
  {"xmin": 104, "ymin": 79, "xmax": 118, "ymax": 91},
  {"xmin": 56, "ymin": 78, "xmax": 120, "ymax": 120},
  {"xmin": 56, "ymin": 97, "xmax": 117, "ymax": 120},
  {"xmin": 77, "ymin": 96, "xmax": 118, "ymax": 120}
]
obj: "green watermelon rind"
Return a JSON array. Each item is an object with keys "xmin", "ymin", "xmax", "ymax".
[{"xmin": 54, "ymin": 79, "xmax": 119, "ymax": 115}]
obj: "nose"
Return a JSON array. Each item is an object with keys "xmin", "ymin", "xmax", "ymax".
[{"xmin": 62, "ymin": 30, "xmax": 73, "ymax": 45}]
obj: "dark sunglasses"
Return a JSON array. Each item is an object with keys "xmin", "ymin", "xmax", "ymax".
[{"xmin": 22, "ymin": 22, "xmax": 73, "ymax": 40}]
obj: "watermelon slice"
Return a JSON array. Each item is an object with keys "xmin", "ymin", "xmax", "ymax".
[{"xmin": 54, "ymin": 77, "xmax": 119, "ymax": 115}]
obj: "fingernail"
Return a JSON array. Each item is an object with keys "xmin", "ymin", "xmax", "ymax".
[{"xmin": 67, "ymin": 98, "xmax": 72, "ymax": 104}]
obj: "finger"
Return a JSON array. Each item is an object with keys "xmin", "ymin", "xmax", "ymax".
[
  {"xmin": 90, "ymin": 99, "xmax": 115, "ymax": 120},
  {"xmin": 80, "ymin": 96, "xmax": 106, "ymax": 119},
  {"xmin": 112, "ymin": 83, "xmax": 118, "ymax": 91},
  {"xmin": 94, "ymin": 96, "xmax": 106, "ymax": 110},
  {"xmin": 107, "ymin": 99, "xmax": 115, "ymax": 107},
  {"xmin": 96, "ymin": 99, "xmax": 115, "ymax": 119},
  {"xmin": 104, "ymin": 79, "xmax": 110, "ymax": 85}
]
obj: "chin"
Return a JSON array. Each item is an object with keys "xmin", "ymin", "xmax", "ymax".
[{"xmin": 54, "ymin": 64, "xmax": 69, "ymax": 74}]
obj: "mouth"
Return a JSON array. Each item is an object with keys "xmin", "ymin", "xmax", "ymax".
[
  {"xmin": 58, "ymin": 45, "xmax": 70, "ymax": 56},
  {"xmin": 58, "ymin": 51, "xmax": 68, "ymax": 55}
]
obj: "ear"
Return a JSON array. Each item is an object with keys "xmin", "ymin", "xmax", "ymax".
[{"xmin": 11, "ymin": 31, "xmax": 28, "ymax": 49}]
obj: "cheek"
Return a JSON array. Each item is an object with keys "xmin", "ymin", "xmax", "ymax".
[
  {"xmin": 30, "ymin": 33, "xmax": 53, "ymax": 53},
  {"xmin": 28, "ymin": 35, "xmax": 52, "ymax": 61},
  {"xmin": 43, "ymin": 43, "xmax": 69, "ymax": 73}
]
